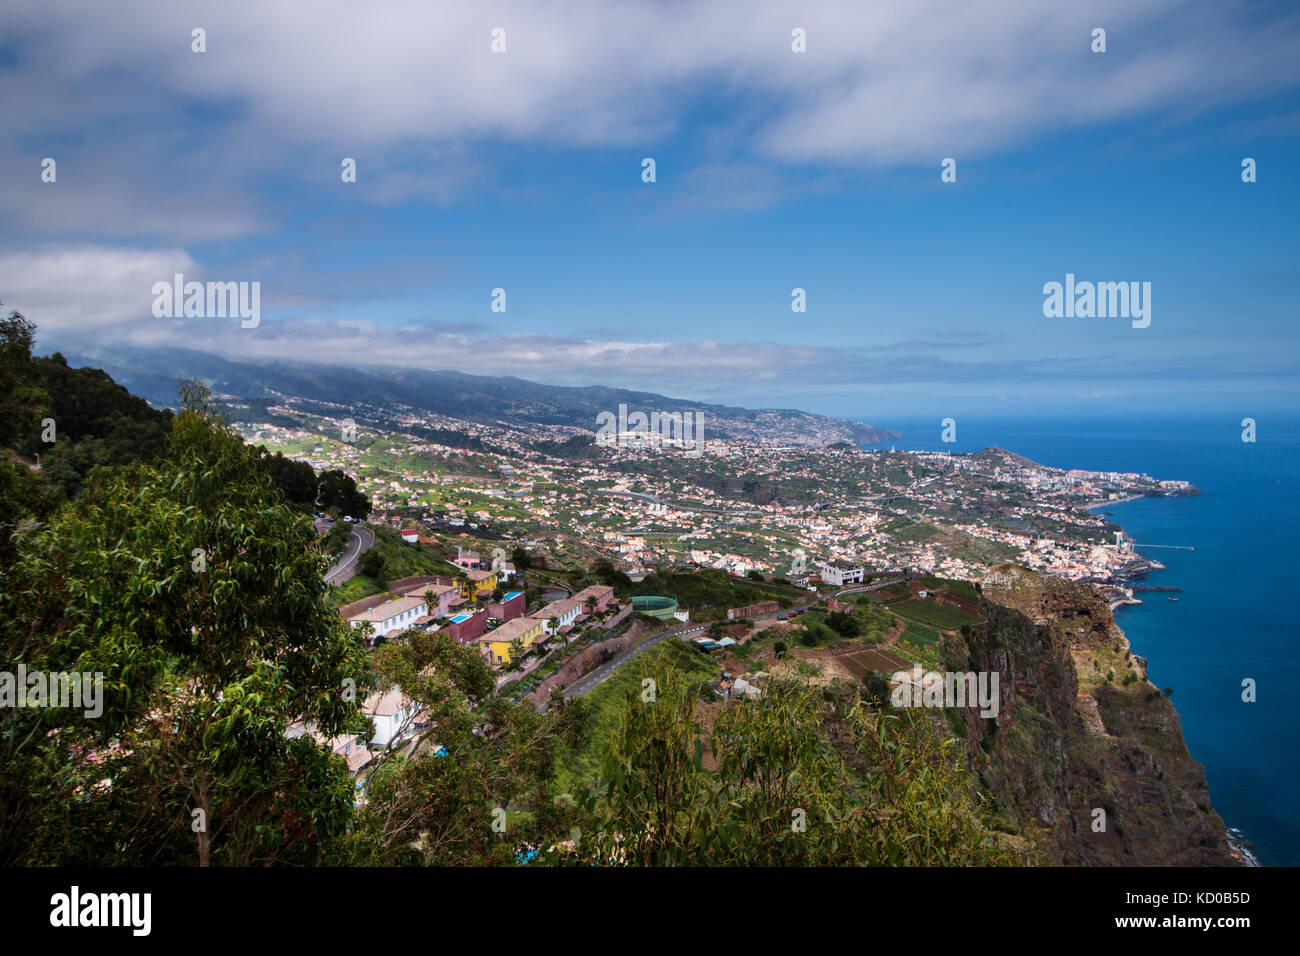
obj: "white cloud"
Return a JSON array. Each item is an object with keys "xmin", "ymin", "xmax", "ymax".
[
  {"xmin": 3, "ymin": 1, "xmax": 1296, "ymax": 166},
  {"xmin": 0, "ymin": 245, "xmax": 196, "ymax": 329}
]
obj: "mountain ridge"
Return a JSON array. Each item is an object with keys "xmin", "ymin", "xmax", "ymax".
[{"xmin": 47, "ymin": 344, "xmax": 900, "ymax": 448}]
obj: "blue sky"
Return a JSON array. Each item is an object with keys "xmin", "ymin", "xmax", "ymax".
[{"xmin": 1, "ymin": 0, "xmax": 1298, "ymax": 423}]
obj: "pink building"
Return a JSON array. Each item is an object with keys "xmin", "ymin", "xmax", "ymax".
[
  {"xmin": 449, "ymin": 547, "xmax": 484, "ymax": 570},
  {"xmin": 405, "ymin": 583, "xmax": 458, "ymax": 619},
  {"xmin": 571, "ymin": 585, "xmax": 616, "ymax": 612}
]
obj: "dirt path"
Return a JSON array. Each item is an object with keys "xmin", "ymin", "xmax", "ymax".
[{"xmin": 878, "ymin": 620, "xmax": 906, "ymax": 649}]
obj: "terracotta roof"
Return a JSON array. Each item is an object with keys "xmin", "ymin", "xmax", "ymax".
[
  {"xmin": 348, "ymin": 595, "xmax": 426, "ymax": 624},
  {"xmin": 406, "ymin": 583, "xmax": 456, "ymax": 599},
  {"xmin": 532, "ymin": 597, "xmax": 581, "ymax": 620},
  {"xmin": 478, "ymin": 616, "xmax": 544, "ymax": 645},
  {"xmin": 345, "ymin": 747, "xmax": 373, "ymax": 773},
  {"xmin": 337, "ymin": 592, "xmax": 393, "ymax": 619},
  {"xmin": 363, "ymin": 687, "xmax": 410, "ymax": 717}
]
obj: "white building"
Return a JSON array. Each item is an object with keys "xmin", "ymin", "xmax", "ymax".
[
  {"xmin": 346, "ymin": 596, "xmax": 428, "ymax": 642},
  {"xmin": 529, "ymin": 597, "xmax": 583, "ymax": 634},
  {"xmin": 819, "ymin": 560, "xmax": 866, "ymax": 587},
  {"xmin": 362, "ymin": 688, "xmax": 416, "ymax": 749}
]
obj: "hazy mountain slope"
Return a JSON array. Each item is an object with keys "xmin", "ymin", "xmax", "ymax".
[{"xmin": 50, "ymin": 344, "xmax": 898, "ymax": 448}]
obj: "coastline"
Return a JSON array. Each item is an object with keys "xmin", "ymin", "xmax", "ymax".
[
  {"xmin": 1085, "ymin": 493, "xmax": 1149, "ymax": 510},
  {"xmin": 1100, "ymin": 491, "xmax": 1257, "ymax": 865},
  {"xmin": 1226, "ymin": 830, "xmax": 1261, "ymax": 867}
]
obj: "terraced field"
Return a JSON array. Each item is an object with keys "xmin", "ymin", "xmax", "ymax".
[
  {"xmin": 891, "ymin": 597, "xmax": 980, "ymax": 631},
  {"xmin": 832, "ymin": 647, "xmax": 910, "ymax": 678}
]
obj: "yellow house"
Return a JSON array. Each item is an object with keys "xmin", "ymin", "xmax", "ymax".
[
  {"xmin": 478, "ymin": 616, "xmax": 546, "ymax": 666},
  {"xmin": 460, "ymin": 567, "xmax": 499, "ymax": 599}
]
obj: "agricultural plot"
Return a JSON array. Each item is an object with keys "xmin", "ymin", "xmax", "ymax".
[
  {"xmin": 833, "ymin": 647, "xmax": 910, "ymax": 679},
  {"xmin": 891, "ymin": 597, "xmax": 979, "ymax": 631}
]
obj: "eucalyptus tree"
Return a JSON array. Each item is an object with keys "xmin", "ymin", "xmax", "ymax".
[{"xmin": 0, "ymin": 382, "xmax": 370, "ymax": 865}]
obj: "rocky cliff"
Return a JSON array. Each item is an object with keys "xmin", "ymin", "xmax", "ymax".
[{"xmin": 942, "ymin": 564, "xmax": 1233, "ymax": 865}]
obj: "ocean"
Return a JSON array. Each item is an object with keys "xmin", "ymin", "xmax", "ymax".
[{"xmin": 865, "ymin": 415, "xmax": 1300, "ymax": 866}]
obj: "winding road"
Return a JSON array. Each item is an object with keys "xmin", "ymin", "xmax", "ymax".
[{"xmin": 324, "ymin": 524, "xmax": 375, "ymax": 585}]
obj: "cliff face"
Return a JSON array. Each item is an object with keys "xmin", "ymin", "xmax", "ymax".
[{"xmin": 942, "ymin": 564, "xmax": 1233, "ymax": 866}]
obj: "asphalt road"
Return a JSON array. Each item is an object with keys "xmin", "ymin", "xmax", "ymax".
[
  {"xmin": 559, "ymin": 623, "xmax": 708, "ymax": 701},
  {"xmin": 324, "ymin": 525, "xmax": 375, "ymax": 585}
]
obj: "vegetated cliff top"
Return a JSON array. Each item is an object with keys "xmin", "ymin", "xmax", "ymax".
[{"xmin": 965, "ymin": 564, "xmax": 1234, "ymax": 865}]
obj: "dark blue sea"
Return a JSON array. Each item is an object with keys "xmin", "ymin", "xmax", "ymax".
[{"xmin": 865, "ymin": 415, "xmax": 1300, "ymax": 866}]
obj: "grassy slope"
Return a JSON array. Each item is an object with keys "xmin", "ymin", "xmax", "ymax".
[{"xmin": 327, "ymin": 526, "xmax": 460, "ymax": 607}]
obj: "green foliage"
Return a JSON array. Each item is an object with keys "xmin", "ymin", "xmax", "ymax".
[
  {"xmin": 554, "ymin": 639, "xmax": 714, "ymax": 794},
  {"xmin": 0, "ymin": 382, "xmax": 370, "ymax": 865},
  {"xmin": 892, "ymin": 598, "xmax": 979, "ymax": 631},
  {"xmin": 0, "ymin": 312, "xmax": 173, "ymax": 500},
  {"xmin": 0, "ymin": 309, "xmax": 46, "ymax": 449},
  {"xmin": 632, "ymin": 567, "xmax": 793, "ymax": 620},
  {"xmin": 318, "ymin": 468, "xmax": 370, "ymax": 518},
  {"xmin": 322, "ymin": 520, "xmax": 351, "ymax": 556},
  {"xmin": 901, "ymin": 620, "xmax": 942, "ymax": 646},
  {"xmin": 358, "ymin": 548, "xmax": 386, "ymax": 583},
  {"xmin": 589, "ymin": 559, "xmax": 633, "ymax": 591},
  {"xmin": 560, "ymin": 652, "xmax": 1029, "ymax": 866},
  {"xmin": 345, "ymin": 632, "xmax": 587, "ymax": 865},
  {"xmin": 861, "ymin": 671, "xmax": 893, "ymax": 709},
  {"xmin": 327, "ymin": 527, "xmax": 458, "ymax": 607},
  {"xmin": 945, "ymin": 579, "xmax": 979, "ymax": 599},
  {"xmin": 253, "ymin": 446, "xmax": 318, "ymax": 507},
  {"xmin": 0, "ymin": 456, "xmax": 60, "ymax": 567},
  {"xmin": 824, "ymin": 611, "xmax": 861, "ymax": 637},
  {"xmin": 794, "ymin": 618, "xmax": 837, "ymax": 648}
]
